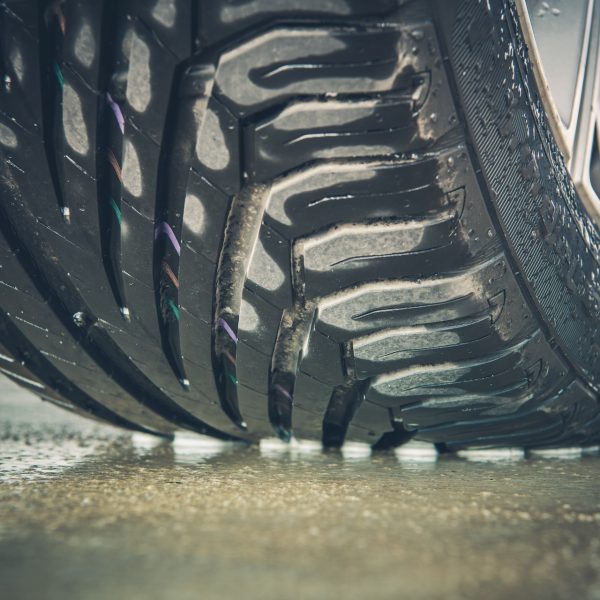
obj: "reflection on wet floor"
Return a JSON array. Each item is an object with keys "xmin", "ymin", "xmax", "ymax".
[
  {"xmin": 2, "ymin": 381, "xmax": 599, "ymax": 483},
  {"xmin": 1, "ymin": 379, "xmax": 600, "ymax": 600}
]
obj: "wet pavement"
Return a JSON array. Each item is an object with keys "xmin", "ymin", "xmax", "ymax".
[{"xmin": 1, "ymin": 378, "xmax": 600, "ymax": 600}]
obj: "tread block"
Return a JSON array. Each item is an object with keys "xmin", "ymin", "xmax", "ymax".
[{"xmin": 198, "ymin": 0, "xmax": 399, "ymax": 46}]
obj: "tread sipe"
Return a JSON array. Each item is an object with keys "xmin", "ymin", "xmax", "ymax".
[{"xmin": 0, "ymin": 0, "xmax": 598, "ymax": 449}]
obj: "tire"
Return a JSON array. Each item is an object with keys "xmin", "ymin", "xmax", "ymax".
[{"xmin": 0, "ymin": 0, "xmax": 598, "ymax": 449}]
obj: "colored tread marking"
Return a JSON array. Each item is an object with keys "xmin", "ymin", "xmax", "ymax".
[
  {"xmin": 107, "ymin": 149, "xmax": 122, "ymax": 181},
  {"xmin": 167, "ymin": 298, "xmax": 180, "ymax": 321},
  {"xmin": 154, "ymin": 222, "xmax": 181, "ymax": 255},
  {"xmin": 109, "ymin": 198, "xmax": 122, "ymax": 224},
  {"xmin": 274, "ymin": 383, "xmax": 293, "ymax": 403},
  {"xmin": 225, "ymin": 370, "xmax": 238, "ymax": 386},
  {"xmin": 222, "ymin": 349, "xmax": 236, "ymax": 365},
  {"xmin": 162, "ymin": 261, "xmax": 179, "ymax": 288},
  {"xmin": 50, "ymin": 4, "xmax": 66, "ymax": 35},
  {"xmin": 219, "ymin": 317, "xmax": 238, "ymax": 344},
  {"xmin": 106, "ymin": 92, "xmax": 125, "ymax": 134},
  {"xmin": 52, "ymin": 61, "xmax": 64, "ymax": 89}
]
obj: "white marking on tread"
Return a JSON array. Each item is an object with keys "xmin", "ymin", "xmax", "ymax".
[
  {"xmin": 183, "ymin": 193, "xmax": 206, "ymax": 235},
  {"xmin": 151, "ymin": 0, "xmax": 176, "ymax": 28},
  {"xmin": 122, "ymin": 138, "xmax": 143, "ymax": 197},
  {"xmin": 0, "ymin": 122, "xmax": 17, "ymax": 148},
  {"xmin": 196, "ymin": 108, "xmax": 230, "ymax": 171},
  {"xmin": 74, "ymin": 21, "xmax": 95, "ymax": 69},
  {"xmin": 0, "ymin": 367, "xmax": 45, "ymax": 389},
  {"xmin": 96, "ymin": 317, "xmax": 127, "ymax": 334},
  {"xmin": 247, "ymin": 238, "xmax": 285, "ymax": 291},
  {"xmin": 0, "ymin": 281, "xmax": 20, "ymax": 292},
  {"xmin": 63, "ymin": 83, "xmax": 89, "ymax": 155},
  {"xmin": 239, "ymin": 299, "xmax": 260, "ymax": 332},
  {"xmin": 65, "ymin": 155, "xmax": 93, "ymax": 179},
  {"xmin": 14, "ymin": 316, "xmax": 49, "ymax": 332},
  {"xmin": 39, "ymin": 350, "xmax": 77, "ymax": 367},
  {"xmin": 0, "ymin": 352, "xmax": 15, "ymax": 363},
  {"xmin": 6, "ymin": 159, "xmax": 24, "ymax": 173},
  {"xmin": 126, "ymin": 32, "xmax": 151, "ymax": 113}
]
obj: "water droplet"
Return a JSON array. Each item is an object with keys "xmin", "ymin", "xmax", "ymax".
[{"xmin": 72, "ymin": 312, "xmax": 86, "ymax": 327}]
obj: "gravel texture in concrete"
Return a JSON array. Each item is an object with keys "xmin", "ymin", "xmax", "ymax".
[{"xmin": 1, "ymin": 378, "xmax": 600, "ymax": 600}]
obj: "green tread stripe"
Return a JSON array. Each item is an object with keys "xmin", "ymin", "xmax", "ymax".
[
  {"xmin": 52, "ymin": 61, "xmax": 64, "ymax": 89},
  {"xmin": 225, "ymin": 370, "xmax": 238, "ymax": 386},
  {"xmin": 167, "ymin": 298, "xmax": 180, "ymax": 321},
  {"xmin": 109, "ymin": 198, "xmax": 122, "ymax": 224}
]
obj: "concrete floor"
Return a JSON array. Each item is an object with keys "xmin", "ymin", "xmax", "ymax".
[{"xmin": 1, "ymin": 378, "xmax": 600, "ymax": 600}]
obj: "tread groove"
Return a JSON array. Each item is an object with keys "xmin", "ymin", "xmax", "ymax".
[
  {"xmin": 38, "ymin": 0, "xmax": 69, "ymax": 221},
  {"xmin": 96, "ymin": 0, "xmax": 129, "ymax": 316},
  {"xmin": 0, "ymin": 158, "xmax": 233, "ymax": 439},
  {"xmin": 154, "ymin": 58, "xmax": 215, "ymax": 388}
]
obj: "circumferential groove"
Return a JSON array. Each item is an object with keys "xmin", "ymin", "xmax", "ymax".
[
  {"xmin": 0, "ymin": 161, "xmax": 231, "ymax": 439},
  {"xmin": 39, "ymin": 0, "xmax": 69, "ymax": 222},
  {"xmin": 96, "ymin": 1, "xmax": 129, "ymax": 317},
  {"xmin": 214, "ymin": 182, "xmax": 271, "ymax": 430},
  {"xmin": 155, "ymin": 59, "xmax": 215, "ymax": 388}
]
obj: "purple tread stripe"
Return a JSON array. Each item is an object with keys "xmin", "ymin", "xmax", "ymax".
[
  {"xmin": 106, "ymin": 92, "xmax": 125, "ymax": 134},
  {"xmin": 219, "ymin": 317, "xmax": 238, "ymax": 344},
  {"xmin": 274, "ymin": 384, "xmax": 293, "ymax": 403},
  {"xmin": 154, "ymin": 222, "xmax": 181, "ymax": 256}
]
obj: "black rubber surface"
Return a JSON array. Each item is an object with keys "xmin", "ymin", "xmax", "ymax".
[{"xmin": 0, "ymin": 0, "xmax": 598, "ymax": 449}]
